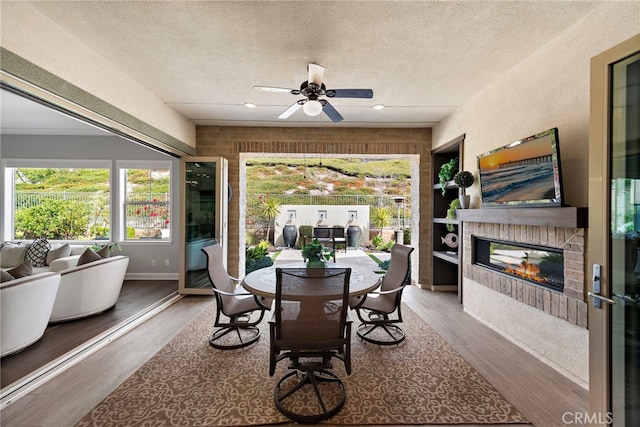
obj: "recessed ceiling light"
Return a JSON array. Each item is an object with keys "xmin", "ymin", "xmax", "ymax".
[
  {"xmin": 244, "ymin": 102, "xmax": 256, "ymax": 108},
  {"xmin": 373, "ymin": 104, "xmax": 385, "ymax": 110}
]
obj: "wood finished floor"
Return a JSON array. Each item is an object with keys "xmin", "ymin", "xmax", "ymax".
[
  {"xmin": 0, "ymin": 286, "xmax": 588, "ymax": 427},
  {"xmin": 1, "ymin": 280, "xmax": 178, "ymax": 389}
]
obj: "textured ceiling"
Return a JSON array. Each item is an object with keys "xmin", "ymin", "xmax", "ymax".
[{"xmin": 2, "ymin": 1, "xmax": 603, "ymax": 131}]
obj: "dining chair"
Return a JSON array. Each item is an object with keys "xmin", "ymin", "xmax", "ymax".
[
  {"xmin": 349, "ymin": 244, "xmax": 414, "ymax": 345},
  {"xmin": 269, "ymin": 267, "xmax": 352, "ymax": 423},
  {"xmin": 331, "ymin": 226, "xmax": 347, "ymax": 253},
  {"xmin": 202, "ymin": 244, "xmax": 272, "ymax": 350}
]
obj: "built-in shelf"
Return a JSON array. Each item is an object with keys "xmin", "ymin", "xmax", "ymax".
[
  {"xmin": 433, "ymin": 251, "xmax": 459, "ymax": 264},
  {"xmin": 456, "ymin": 206, "xmax": 587, "ymax": 228}
]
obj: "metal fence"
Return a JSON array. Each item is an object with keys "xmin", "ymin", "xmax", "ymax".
[
  {"xmin": 247, "ymin": 194, "xmax": 411, "ymax": 229},
  {"xmin": 16, "ymin": 192, "xmax": 171, "ymax": 231}
]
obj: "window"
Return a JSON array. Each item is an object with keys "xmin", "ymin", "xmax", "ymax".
[
  {"xmin": 120, "ymin": 162, "xmax": 171, "ymax": 241},
  {"xmin": 3, "ymin": 160, "xmax": 111, "ymax": 241}
]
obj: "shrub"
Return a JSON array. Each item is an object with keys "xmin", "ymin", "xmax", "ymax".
[
  {"xmin": 245, "ymin": 256, "xmax": 273, "ymax": 274},
  {"xmin": 15, "ymin": 199, "xmax": 90, "ymax": 239},
  {"xmin": 378, "ymin": 259, "xmax": 390, "ymax": 270}
]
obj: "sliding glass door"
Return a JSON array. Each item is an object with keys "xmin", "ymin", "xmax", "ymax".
[
  {"xmin": 589, "ymin": 35, "xmax": 640, "ymax": 425},
  {"xmin": 179, "ymin": 157, "xmax": 228, "ymax": 294}
]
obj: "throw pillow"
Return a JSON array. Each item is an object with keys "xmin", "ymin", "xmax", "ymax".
[
  {"xmin": 46, "ymin": 243, "xmax": 71, "ymax": 265},
  {"xmin": 96, "ymin": 245, "xmax": 111, "ymax": 258},
  {"xmin": 7, "ymin": 260, "xmax": 33, "ymax": 278},
  {"xmin": 0, "ymin": 244, "xmax": 29, "ymax": 268},
  {"xmin": 77, "ymin": 248, "xmax": 103, "ymax": 266},
  {"xmin": 25, "ymin": 237, "xmax": 51, "ymax": 267},
  {"xmin": 0, "ymin": 270, "xmax": 15, "ymax": 283}
]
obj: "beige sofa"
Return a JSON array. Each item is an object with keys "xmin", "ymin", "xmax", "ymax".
[
  {"xmin": 1, "ymin": 272, "xmax": 61, "ymax": 357},
  {"xmin": 1, "ymin": 243, "xmax": 129, "ymax": 323},
  {"xmin": 49, "ymin": 255, "xmax": 129, "ymax": 322}
]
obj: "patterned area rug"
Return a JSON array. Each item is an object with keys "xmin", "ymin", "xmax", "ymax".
[{"xmin": 76, "ymin": 303, "xmax": 529, "ymax": 426}]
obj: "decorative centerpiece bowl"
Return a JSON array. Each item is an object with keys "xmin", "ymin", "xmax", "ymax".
[{"xmin": 301, "ymin": 238, "xmax": 333, "ymax": 268}]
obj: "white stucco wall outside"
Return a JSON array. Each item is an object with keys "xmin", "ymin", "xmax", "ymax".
[{"xmin": 0, "ymin": 2, "xmax": 196, "ymax": 148}]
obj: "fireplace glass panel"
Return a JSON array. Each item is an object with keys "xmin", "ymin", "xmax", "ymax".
[{"xmin": 474, "ymin": 238, "xmax": 564, "ymax": 291}]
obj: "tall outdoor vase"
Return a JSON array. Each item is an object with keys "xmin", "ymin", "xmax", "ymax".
[
  {"xmin": 283, "ymin": 224, "xmax": 297, "ymax": 248},
  {"xmin": 347, "ymin": 224, "xmax": 361, "ymax": 248}
]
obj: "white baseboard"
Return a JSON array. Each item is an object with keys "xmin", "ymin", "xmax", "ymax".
[{"xmin": 124, "ymin": 273, "xmax": 179, "ymax": 281}]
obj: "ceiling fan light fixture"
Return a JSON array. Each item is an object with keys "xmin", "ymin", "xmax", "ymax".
[{"xmin": 302, "ymin": 99, "xmax": 323, "ymax": 116}]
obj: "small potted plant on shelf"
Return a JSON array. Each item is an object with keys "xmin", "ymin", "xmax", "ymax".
[
  {"xmin": 453, "ymin": 170, "xmax": 474, "ymax": 209},
  {"xmin": 301, "ymin": 238, "xmax": 334, "ymax": 268},
  {"xmin": 438, "ymin": 158, "xmax": 458, "ymax": 196}
]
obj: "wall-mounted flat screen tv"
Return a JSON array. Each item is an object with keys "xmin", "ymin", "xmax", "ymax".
[{"xmin": 477, "ymin": 128, "xmax": 563, "ymax": 207}]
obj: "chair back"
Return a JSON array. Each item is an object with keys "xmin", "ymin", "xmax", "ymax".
[
  {"xmin": 274, "ymin": 268, "xmax": 351, "ymax": 348},
  {"xmin": 313, "ymin": 227, "xmax": 332, "ymax": 239},
  {"xmin": 202, "ymin": 244, "xmax": 235, "ymax": 307},
  {"xmin": 380, "ymin": 244, "xmax": 414, "ymax": 302},
  {"xmin": 331, "ymin": 227, "xmax": 345, "ymax": 238}
]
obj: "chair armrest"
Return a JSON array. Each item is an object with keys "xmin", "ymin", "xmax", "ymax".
[
  {"xmin": 211, "ymin": 288, "xmax": 253, "ymax": 297},
  {"xmin": 350, "ymin": 283, "xmax": 402, "ymax": 310},
  {"xmin": 368, "ymin": 285, "xmax": 404, "ymax": 296}
]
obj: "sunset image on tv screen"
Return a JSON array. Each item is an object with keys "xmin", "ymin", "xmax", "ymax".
[{"xmin": 478, "ymin": 133, "xmax": 558, "ymax": 204}]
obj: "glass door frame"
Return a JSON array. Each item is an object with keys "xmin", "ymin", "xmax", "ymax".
[
  {"xmin": 179, "ymin": 156, "xmax": 228, "ymax": 295},
  {"xmin": 588, "ymin": 33, "xmax": 640, "ymax": 421}
]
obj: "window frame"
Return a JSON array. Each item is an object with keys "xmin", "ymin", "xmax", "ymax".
[
  {"xmin": 117, "ymin": 160, "xmax": 173, "ymax": 243},
  {"xmin": 2, "ymin": 159, "xmax": 112, "ymax": 243}
]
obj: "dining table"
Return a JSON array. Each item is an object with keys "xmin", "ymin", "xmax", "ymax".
[{"xmin": 242, "ymin": 262, "xmax": 382, "ymax": 300}]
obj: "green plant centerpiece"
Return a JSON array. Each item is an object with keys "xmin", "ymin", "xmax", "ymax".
[
  {"xmin": 301, "ymin": 238, "xmax": 334, "ymax": 268},
  {"xmin": 438, "ymin": 157, "xmax": 459, "ymax": 196}
]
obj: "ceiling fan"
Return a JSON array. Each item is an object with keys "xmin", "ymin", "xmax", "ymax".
[{"xmin": 253, "ymin": 63, "xmax": 374, "ymax": 123}]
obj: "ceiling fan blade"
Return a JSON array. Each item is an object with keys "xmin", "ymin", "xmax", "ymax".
[
  {"xmin": 253, "ymin": 85, "xmax": 297, "ymax": 94},
  {"xmin": 278, "ymin": 101, "xmax": 303, "ymax": 119},
  {"xmin": 308, "ymin": 63, "xmax": 325, "ymax": 86},
  {"xmin": 328, "ymin": 88, "xmax": 374, "ymax": 98},
  {"xmin": 321, "ymin": 100, "xmax": 343, "ymax": 123}
]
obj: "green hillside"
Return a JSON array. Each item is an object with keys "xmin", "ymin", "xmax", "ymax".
[{"xmin": 246, "ymin": 158, "xmax": 411, "ymax": 197}]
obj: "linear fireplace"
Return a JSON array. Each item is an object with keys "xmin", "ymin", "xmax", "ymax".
[{"xmin": 474, "ymin": 237, "xmax": 564, "ymax": 292}]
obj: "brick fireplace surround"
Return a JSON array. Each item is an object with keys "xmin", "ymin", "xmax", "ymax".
[
  {"xmin": 457, "ymin": 207, "xmax": 589, "ymax": 386},
  {"xmin": 462, "ymin": 222, "xmax": 588, "ymax": 328}
]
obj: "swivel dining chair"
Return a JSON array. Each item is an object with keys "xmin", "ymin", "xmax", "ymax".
[
  {"xmin": 349, "ymin": 244, "xmax": 414, "ymax": 345},
  {"xmin": 202, "ymin": 244, "xmax": 272, "ymax": 350},
  {"xmin": 269, "ymin": 267, "xmax": 352, "ymax": 423}
]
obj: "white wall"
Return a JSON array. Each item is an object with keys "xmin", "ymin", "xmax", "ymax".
[
  {"xmin": 433, "ymin": 3, "xmax": 639, "ymax": 386},
  {"xmin": 434, "ymin": 2, "xmax": 640, "ymax": 209},
  {"xmin": 273, "ymin": 205, "xmax": 370, "ymax": 247}
]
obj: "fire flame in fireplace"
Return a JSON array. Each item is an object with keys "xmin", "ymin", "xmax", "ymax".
[{"xmin": 505, "ymin": 256, "xmax": 549, "ymax": 284}]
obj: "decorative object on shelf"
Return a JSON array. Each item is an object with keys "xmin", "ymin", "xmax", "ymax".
[
  {"xmin": 301, "ymin": 238, "xmax": 333, "ymax": 268},
  {"xmin": 438, "ymin": 157, "xmax": 459, "ymax": 196},
  {"xmin": 446, "ymin": 199, "xmax": 461, "ymax": 232},
  {"xmin": 441, "ymin": 233, "xmax": 458, "ymax": 249},
  {"xmin": 454, "ymin": 170, "xmax": 475, "ymax": 209}
]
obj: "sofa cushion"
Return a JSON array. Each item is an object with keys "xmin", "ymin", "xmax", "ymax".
[
  {"xmin": 96, "ymin": 245, "xmax": 111, "ymax": 258},
  {"xmin": 46, "ymin": 243, "xmax": 71, "ymax": 265},
  {"xmin": 77, "ymin": 248, "xmax": 103, "ymax": 266},
  {"xmin": 0, "ymin": 270, "xmax": 15, "ymax": 283},
  {"xmin": 25, "ymin": 237, "xmax": 51, "ymax": 267},
  {"xmin": 7, "ymin": 260, "xmax": 33, "ymax": 278},
  {"xmin": 0, "ymin": 244, "xmax": 29, "ymax": 268}
]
